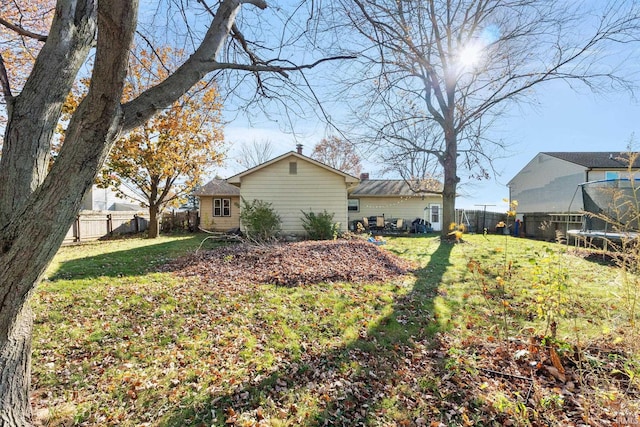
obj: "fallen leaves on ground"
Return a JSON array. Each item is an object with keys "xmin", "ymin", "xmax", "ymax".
[
  {"xmin": 162, "ymin": 239, "xmax": 416, "ymax": 286},
  {"xmin": 30, "ymin": 236, "xmax": 640, "ymax": 427}
]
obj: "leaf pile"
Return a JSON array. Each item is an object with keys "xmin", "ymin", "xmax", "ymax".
[{"xmin": 162, "ymin": 240, "xmax": 416, "ymax": 286}]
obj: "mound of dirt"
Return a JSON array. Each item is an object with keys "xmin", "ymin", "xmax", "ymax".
[{"xmin": 162, "ymin": 239, "xmax": 416, "ymax": 286}]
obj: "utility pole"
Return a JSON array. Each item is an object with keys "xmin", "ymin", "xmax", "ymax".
[{"xmin": 475, "ymin": 204, "xmax": 496, "ymax": 233}]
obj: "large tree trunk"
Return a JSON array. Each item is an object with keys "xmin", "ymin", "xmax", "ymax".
[
  {"xmin": 440, "ymin": 93, "xmax": 459, "ymax": 239},
  {"xmin": 441, "ymin": 158, "xmax": 458, "ymax": 239},
  {"xmin": 0, "ymin": 1, "xmax": 96, "ymax": 227},
  {"xmin": 0, "ymin": 2, "xmax": 137, "ymax": 422},
  {"xmin": 0, "ymin": 0, "xmax": 257, "ymax": 422},
  {"xmin": 0, "ymin": 306, "xmax": 32, "ymax": 427}
]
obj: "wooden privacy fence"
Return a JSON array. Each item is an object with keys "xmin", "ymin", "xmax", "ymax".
[
  {"xmin": 63, "ymin": 210, "xmax": 149, "ymax": 244},
  {"xmin": 161, "ymin": 210, "xmax": 199, "ymax": 232}
]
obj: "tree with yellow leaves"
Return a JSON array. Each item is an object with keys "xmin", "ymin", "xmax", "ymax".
[
  {"xmin": 0, "ymin": 1, "xmax": 348, "ymax": 420},
  {"xmin": 98, "ymin": 48, "xmax": 225, "ymax": 238}
]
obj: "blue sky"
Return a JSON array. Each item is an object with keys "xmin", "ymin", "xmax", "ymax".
[
  {"xmin": 218, "ymin": 77, "xmax": 640, "ymax": 213},
  {"xmin": 211, "ymin": 1, "xmax": 640, "ymax": 215}
]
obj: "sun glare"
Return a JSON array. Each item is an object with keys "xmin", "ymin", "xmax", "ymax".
[
  {"xmin": 458, "ymin": 42, "xmax": 483, "ymax": 68},
  {"xmin": 457, "ymin": 25, "xmax": 500, "ymax": 70}
]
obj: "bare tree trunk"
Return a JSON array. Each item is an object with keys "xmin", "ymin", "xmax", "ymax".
[
  {"xmin": 440, "ymin": 123, "xmax": 460, "ymax": 238},
  {"xmin": 0, "ymin": 306, "xmax": 32, "ymax": 427},
  {"xmin": 0, "ymin": 0, "xmax": 96, "ymax": 227}
]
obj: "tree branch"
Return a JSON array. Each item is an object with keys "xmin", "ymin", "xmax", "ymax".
[
  {"xmin": 205, "ymin": 55, "xmax": 357, "ymax": 77},
  {"xmin": 0, "ymin": 54, "xmax": 13, "ymax": 100},
  {"xmin": 0, "ymin": 17, "xmax": 47, "ymax": 41},
  {"xmin": 121, "ymin": 0, "xmax": 266, "ymax": 131}
]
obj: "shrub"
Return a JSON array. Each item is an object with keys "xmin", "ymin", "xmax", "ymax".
[
  {"xmin": 239, "ymin": 198, "xmax": 281, "ymax": 242},
  {"xmin": 301, "ymin": 209, "xmax": 340, "ymax": 240}
]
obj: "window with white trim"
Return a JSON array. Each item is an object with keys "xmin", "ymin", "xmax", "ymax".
[
  {"xmin": 348, "ymin": 199, "xmax": 360, "ymax": 212},
  {"xmin": 213, "ymin": 198, "xmax": 231, "ymax": 217},
  {"xmin": 431, "ymin": 205, "xmax": 440, "ymax": 223}
]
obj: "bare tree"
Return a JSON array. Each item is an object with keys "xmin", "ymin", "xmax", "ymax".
[
  {"xmin": 336, "ymin": 0, "xmax": 640, "ymax": 237},
  {"xmin": 310, "ymin": 135, "xmax": 362, "ymax": 176},
  {"xmin": 236, "ymin": 138, "xmax": 275, "ymax": 168},
  {"xmin": 0, "ymin": 0, "xmax": 349, "ymax": 423}
]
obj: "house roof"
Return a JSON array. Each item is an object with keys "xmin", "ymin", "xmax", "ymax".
[
  {"xmin": 226, "ymin": 151, "xmax": 360, "ymax": 184},
  {"xmin": 542, "ymin": 152, "xmax": 640, "ymax": 169},
  {"xmin": 193, "ymin": 178, "xmax": 240, "ymax": 196},
  {"xmin": 349, "ymin": 179, "xmax": 443, "ymax": 197}
]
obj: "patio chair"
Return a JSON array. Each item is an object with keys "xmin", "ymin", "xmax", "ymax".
[
  {"xmin": 362, "ymin": 217, "xmax": 369, "ymax": 230},
  {"xmin": 394, "ymin": 218, "xmax": 404, "ymax": 231},
  {"xmin": 376, "ymin": 216, "xmax": 385, "ymax": 229}
]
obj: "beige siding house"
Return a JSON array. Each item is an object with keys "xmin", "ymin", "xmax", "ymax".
[
  {"xmin": 226, "ymin": 151, "xmax": 359, "ymax": 235},
  {"xmin": 197, "ymin": 150, "xmax": 445, "ymax": 236},
  {"xmin": 194, "ymin": 179, "xmax": 241, "ymax": 231},
  {"xmin": 206, "ymin": 151, "xmax": 358, "ymax": 235},
  {"xmin": 348, "ymin": 179, "xmax": 443, "ymax": 231},
  {"xmin": 508, "ymin": 152, "xmax": 639, "ymax": 214}
]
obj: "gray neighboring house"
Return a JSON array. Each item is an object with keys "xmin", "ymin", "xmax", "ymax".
[
  {"xmin": 81, "ymin": 185, "xmax": 141, "ymax": 211},
  {"xmin": 508, "ymin": 152, "xmax": 640, "ymax": 239}
]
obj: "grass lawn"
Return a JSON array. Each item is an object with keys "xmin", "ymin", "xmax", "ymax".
[{"xmin": 32, "ymin": 233, "xmax": 639, "ymax": 426}]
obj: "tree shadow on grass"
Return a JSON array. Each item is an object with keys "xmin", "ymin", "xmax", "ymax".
[
  {"xmin": 47, "ymin": 234, "xmax": 221, "ymax": 281},
  {"xmin": 162, "ymin": 240, "xmax": 456, "ymax": 426}
]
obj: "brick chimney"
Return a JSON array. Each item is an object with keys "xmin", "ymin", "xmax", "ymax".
[
  {"xmin": 360, "ymin": 172, "xmax": 369, "ymax": 180},
  {"xmin": 296, "ymin": 144, "xmax": 303, "ymax": 154}
]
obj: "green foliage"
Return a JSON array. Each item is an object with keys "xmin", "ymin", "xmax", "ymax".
[
  {"xmin": 300, "ymin": 209, "xmax": 340, "ymax": 240},
  {"xmin": 239, "ymin": 198, "xmax": 281, "ymax": 241},
  {"xmin": 527, "ymin": 247, "xmax": 570, "ymax": 338}
]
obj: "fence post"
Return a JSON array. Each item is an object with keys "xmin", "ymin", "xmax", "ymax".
[
  {"xmin": 134, "ymin": 214, "xmax": 139, "ymax": 233},
  {"xmin": 107, "ymin": 213, "xmax": 113, "ymax": 235},
  {"xmin": 75, "ymin": 215, "xmax": 81, "ymax": 242}
]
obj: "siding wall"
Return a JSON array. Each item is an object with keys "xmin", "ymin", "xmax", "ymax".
[
  {"xmin": 239, "ymin": 158, "xmax": 350, "ymax": 235},
  {"xmin": 81, "ymin": 185, "xmax": 139, "ymax": 211},
  {"xmin": 199, "ymin": 195, "xmax": 241, "ymax": 231},
  {"xmin": 586, "ymin": 169, "xmax": 632, "ymax": 181},
  {"xmin": 348, "ymin": 196, "xmax": 440, "ymax": 224},
  {"xmin": 509, "ymin": 154, "xmax": 586, "ymax": 213}
]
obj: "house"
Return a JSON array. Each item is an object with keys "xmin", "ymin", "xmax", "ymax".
[
  {"xmin": 347, "ymin": 178, "xmax": 443, "ymax": 231},
  {"xmin": 193, "ymin": 178, "xmax": 241, "ymax": 231},
  {"xmin": 199, "ymin": 150, "xmax": 359, "ymax": 234},
  {"xmin": 197, "ymin": 148, "xmax": 444, "ymax": 236},
  {"xmin": 508, "ymin": 152, "xmax": 640, "ymax": 239},
  {"xmin": 81, "ymin": 185, "xmax": 140, "ymax": 211}
]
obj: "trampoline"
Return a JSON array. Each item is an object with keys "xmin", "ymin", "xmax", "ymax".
[{"xmin": 567, "ymin": 178, "xmax": 640, "ymax": 243}]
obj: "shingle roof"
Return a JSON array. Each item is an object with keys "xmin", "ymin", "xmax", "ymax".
[
  {"xmin": 543, "ymin": 152, "xmax": 640, "ymax": 168},
  {"xmin": 349, "ymin": 179, "xmax": 442, "ymax": 197},
  {"xmin": 193, "ymin": 178, "xmax": 240, "ymax": 196},
  {"xmin": 227, "ymin": 151, "xmax": 360, "ymax": 184}
]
